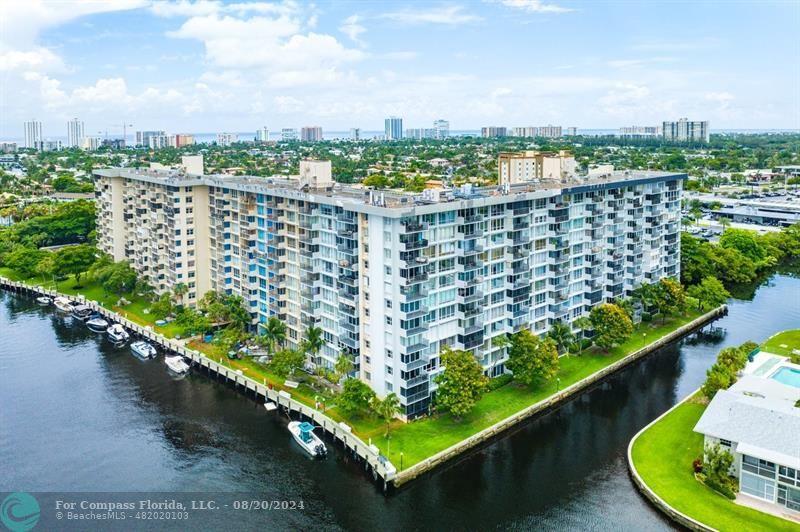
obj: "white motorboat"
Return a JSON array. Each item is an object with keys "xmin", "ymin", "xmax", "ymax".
[
  {"xmin": 288, "ymin": 421, "xmax": 327, "ymax": 457},
  {"xmin": 131, "ymin": 340, "xmax": 157, "ymax": 360},
  {"xmin": 53, "ymin": 297, "xmax": 73, "ymax": 313},
  {"xmin": 86, "ymin": 317, "xmax": 109, "ymax": 332},
  {"xmin": 71, "ymin": 304, "xmax": 93, "ymax": 321},
  {"xmin": 107, "ymin": 323, "xmax": 130, "ymax": 343},
  {"xmin": 36, "ymin": 296, "xmax": 52, "ymax": 305},
  {"xmin": 164, "ymin": 355, "xmax": 190, "ymax": 375}
]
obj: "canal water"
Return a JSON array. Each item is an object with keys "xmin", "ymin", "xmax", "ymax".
[{"xmin": 1, "ymin": 274, "xmax": 799, "ymax": 531}]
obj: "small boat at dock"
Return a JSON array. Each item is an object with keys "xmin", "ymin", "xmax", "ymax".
[
  {"xmin": 36, "ymin": 296, "xmax": 52, "ymax": 305},
  {"xmin": 71, "ymin": 305, "xmax": 93, "ymax": 321},
  {"xmin": 131, "ymin": 340, "xmax": 157, "ymax": 360},
  {"xmin": 164, "ymin": 355, "xmax": 190, "ymax": 375},
  {"xmin": 86, "ymin": 317, "xmax": 109, "ymax": 332},
  {"xmin": 288, "ymin": 421, "xmax": 327, "ymax": 457},
  {"xmin": 53, "ymin": 297, "xmax": 73, "ymax": 313},
  {"xmin": 107, "ymin": 323, "xmax": 130, "ymax": 343}
]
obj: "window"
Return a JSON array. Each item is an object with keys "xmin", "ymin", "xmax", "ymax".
[
  {"xmin": 742, "ymin": 455, "xmax": 776, "ymax": 478},
  {"xmin": 385, "ymin": 316, "xmax": 392, "ymax": 325},
  {"xmin": 386, "ymin": 366, "xmax": 393, "ymax": 375},
  {"xmin": 719, "ymin": 439, "xmax": 732, "ymax": 448}
]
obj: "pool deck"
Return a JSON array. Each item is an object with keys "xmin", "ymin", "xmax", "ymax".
[{"xmin": 746, "ymin": 351, "xmax": 800, "ymax": 381}]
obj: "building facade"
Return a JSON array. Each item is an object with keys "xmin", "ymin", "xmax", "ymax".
[
  {"xmin": 385, "ymin": 117, "xmax": 403, "ymax": 140},
  {"xmin": 136, "ymin": 130, "xmax": 166, "ymax": 147},
  {"xmin": 300, "ymin": 127, "xmax": 323, "ymax": 142},
  {"xmin": 217, "ymin": 132, "xmax": 239, "ymax": 146},
  {"xmin": 67, "ymin": 118, "xmax": 84, "ymax": 148},
  {"xmin": 95, "ymin": 162, "xmax": 684, "ymax": 418},
  {"xmin": 23, "ymin": 120, "xmax": 43, "ymax": 149},
  {"xmin": 481, "ymin": 126, "xmax": 508, "ymax": 138},
  {"xmin": 662, "ymin": 118, "xmax": 709, "ymax": 143},
  {"xmin": 256, "ymin": 127, "xmax": 270, "ymax": 143},
  {"xmin": 281, "ymin": 128, "xmax": 298, "ymax": 141},
  {"xmin": 433, "ymin": 120, "xmax": 449, "ymax": 139}
]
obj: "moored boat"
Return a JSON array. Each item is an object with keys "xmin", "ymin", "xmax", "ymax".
[
  {"xmin": 53, "ymin": 297, "xmax": 73, "ymax": 313},
  {"xmin": 288, "ymin": 421, "xmax": 327, "ymax": 457},
  {"xmin": 164, "ymin": 355, "xmax": 190, "ymax": 375},
  {"xmin": 36, "ymin": 296, "xmax": 52, "ymax": 305},
  {"xmin": 131, "ymin": 340, "xmax": 157, "ymax": 360},
  {"xmin": 86, "ymin": 317, "xmax": 109, "ymax": 332},
  {"xmin": 107, "ymin": 323, "xmax": 130, "ymax": 343},
  {"xmin": 71, "ymin": 305, "xmax": 93, "ymax": 321}
]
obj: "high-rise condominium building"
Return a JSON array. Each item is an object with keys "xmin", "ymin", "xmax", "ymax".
[
  {"xmin": 619, "ymin": 126, "xmax": 661, "ymax": 139},
  {"xmin": 385, "ymin": 117, "xmax": 403, "ymax": 140},
  {"xmin": 433, "ymin": 120, "xmax": 449, "ymax": 139},
  {"xmin": 23, "ymin": 120, "xmax": 43, "ymax": 149},
  {"xmin": 136, "ymin": 130, "xmax": 166, "ymax": 147},
  {"xmin": 256, "ymin": 127, "xmax": 270, "ymax": 143},
  {"xmin": 81, "ymin": 137, "xmax": 101, "ymax": 151},
  {"xmin": 149, "ymin": 135, "xmax": 170, "ymax": 150},
  {"xmin": 405, "ymin": 128, "xmax": 437, "ymax": 140},
  {"xmin": 67, "ymin": 118, "xmax": 84, "ymax": 148},
  {"xmin": 481, "ymin": 126, "xmax": 508, "ymax": 138},
  {"xmin": 349, "ymin": 128, "xmax": 361, "ymax": 141},
  {"xmin": 171, "ymin": 134, "xmax": 194, "ymax": 148},
  {"xmin": 538, "ymin": 125, "xmax": 563, "ymax": 138},
  {"xmin": 281, "ymin": 128, "xmax": 298, "ymax": 141},
  {"xmin": 301, "ymin": 126, "xmax": 323, "ymax": 142},
  {"xmin": 511, "ymin": 127, "xmax": 537, "ymax": 138},
  {"xmin": 217, "ymin": 132, "xmax": 238, "ymax": 146},
  {"xmin": 95, "ymin": 158, "xmax": 684, "ymax": 418},
  {"xmin": 566, "ymin": 127, "xmax": 578, "ymax": 136},
  {"xmin": 662, "ymin": 118, "xmax": 709, "ymax": 143}
]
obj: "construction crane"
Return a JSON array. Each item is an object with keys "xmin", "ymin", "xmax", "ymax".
[{"xmin": 110, "ymin": 123, "xmax": 133, "ymax": 147}]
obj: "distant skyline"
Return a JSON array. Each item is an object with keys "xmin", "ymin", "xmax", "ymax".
[{"xmin": 1, "ymin": 0, "xmax": 799, "ymax": 139}]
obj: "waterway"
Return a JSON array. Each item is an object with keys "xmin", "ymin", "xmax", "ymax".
[{"xmin": 2, "ymin": 273, "xmax": 799, "ymax": 530}]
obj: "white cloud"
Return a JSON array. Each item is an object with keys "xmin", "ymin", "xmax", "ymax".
[
  {"xmin": 339, "ymin": 15, "xmax": 366, "ymax": 45},
  {"xmin": 149, "ymin": 0, "xmax": 221, "ymax": 18},
  {"xmin": 383, "ymin": 51, "xmax": 419, "ymax": 61},
  {"xmin": 492, "ymin": 0, "xmax": 573, "ymax": 14},
  {"xmin": 0, "ymin": 48, "xmax": 63, "ymax": 71},
  {"xmin": 379, "ymin": 6, "xmax": 482, "ymax": 25},
  {"xmin": 705, "ymin": 91, "xmax": 735, "ymax": 111}
]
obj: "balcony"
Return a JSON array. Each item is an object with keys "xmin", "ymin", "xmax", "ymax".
[
  {"xmin": 400, "ymin": 286, "xmax": 429, "ymax": 302},
  {"xmin": 403, "ymin": 373, "xmax": 429, "ymax": 387},
  {"xmin": 462, "ymin": 242, "xmax": 484, "ymax": 255},
  {"xmin": 400, "ymin": 238, "xmax": 429, "ymax": 251},
  {"xmin": 459, "ymin": 213, "xmax": 484, "ymax": 224},
  {"xmin": 512, "ymin": 207, "xmax": 530, "ymax": 217},
  {"xmin": 400, "ymin": 272, "xmax": 429, "ymax": 285},
  {"xmin": 459, "ymin": 288, "xmax": 484, "ymax": 303},
  {"xmin": 337, "ymin": 228, "xmax": 355, "ymax": 238},
  {"xmin": 401, "ymin": 221, "xmax": 428, "ymax": 232},
  {"xmin": 404, "ymin": 305, "xmax": 429, "ymax": 319}
]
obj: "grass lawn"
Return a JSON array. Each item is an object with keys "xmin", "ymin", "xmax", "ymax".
[
  {"xmin": 631, "ymin": 394, "xmax": 799, "ymax": 531},
  {"xmin": 359, "ymin": 309, "xmax": 707, "ymax": 469},
  {"xmin": 762, "ymin": 330, "xmax": 800, "ymax": 358}
]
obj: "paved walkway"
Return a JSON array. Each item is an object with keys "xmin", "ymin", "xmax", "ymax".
[{"xmin": 735, "ymin": 493, "xmax": 800, "ymax": 524}]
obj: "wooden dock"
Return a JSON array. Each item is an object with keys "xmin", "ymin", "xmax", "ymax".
[{"xmin": 0, "ymin": 278, "xmax": 398, "ymax": 489}]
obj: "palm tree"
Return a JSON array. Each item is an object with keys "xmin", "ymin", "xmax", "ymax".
[
  {"xmin": 548, "ymin": 320, "xmax": 575, "ymax": 355},
  {"xmin": 573, "ymin": 316, "xmax": 592, "ymax": 355},
  {"xmin": 632, "ymin": 282, "xmax": 657, "ymax": 314},
  {"xmin": 614, "ymin": 297, "xmax": 634, "ymax": 320},
  {"xmin": 261, "ymin": 316, "xmax": 286, "ymax": 355},
  {"xmin": 370, "ymin": 393, "xmax": 402, "ymax": 437},
  {"xmin": 301, "ymin": 325, "xmax": 325, "ymax": 365},
  {"xmin": 172, "ymin": 282, "xmax": 188, "ymax": 307},
  {"xmin": 334, "ymin": 355, "xmax": 354, "ymax": 382}
]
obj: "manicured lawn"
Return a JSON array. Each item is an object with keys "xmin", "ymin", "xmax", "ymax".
[
  {"xmin": 763, "ymin": 330, "xmax": 800, "ymax": 357},
  {"xmin": 359, "ymin": 309, "xmax": 706, "ymax": 469},
  {"xmin": 631, "ymin": 394, "xmax": 799, "ymax": 531}
]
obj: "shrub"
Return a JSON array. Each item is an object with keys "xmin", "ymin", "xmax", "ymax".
[
  {"xmin": 641, "ymin": 311, "xmax": 653, "ymax": 322},
  {"xmin": 692, "ymin": 458, "xmax": 703, "ymax": 473},
  {"xmin": 488, "ymin": 373, "xmax": 513, "ymax": 390}
]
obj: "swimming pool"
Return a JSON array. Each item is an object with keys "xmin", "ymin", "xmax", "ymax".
[{"xmin": 771, "ymin": 366, "xmax": 800, "ymax": 388}]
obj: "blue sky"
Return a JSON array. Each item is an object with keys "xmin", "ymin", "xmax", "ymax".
[{"xmin": 1, "ymin": 0, "xmax": 798, "ymax": 139}]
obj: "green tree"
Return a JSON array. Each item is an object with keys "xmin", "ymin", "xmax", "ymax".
[
  {"xmin": 150, "ymin": 293, "xmax": 174, "ymax": 320},
  {"xmin": 547, "ymin": 320, "xmax": 574, "ymax": 355},
  {"xmin": 270, "ymin": 348, "xmax": 305, "ymax": 377},
  {"xmin": 573, "ymin": 316, "xmax": 593, "ymax": 354},
  {"xmin": 4, "ymin": 246, "xmax": 47, "ymax": 278},
  {"xmin": 589, "ymin": 303, "xmax": 633, "ymax": 352},
  {"xmin": 334, "ymin": 355, "xmax": 355, "ymax": 382},
  {"xmin": 301, "ymin": 325, "xmax": 325, "ymax": 363},
  {"xmin": 434, "ymin": 346, "xmax": 489, "ymax": 418},
  {"xmin": 687, "ymin": 276, "xmax": 730, "ymax": 311},
  {"xmin": 172, "ymin": 282, "xmax": 189, "ymax": 307},
  {"xmin": 719, "ymin": 228, "xmax": 767, "ymax": 263},
  {"xmin": 338, "ymin": 378, "xmax": 376, "ymax": 416},
  {"xmin": 507, "ymin": 329, "xmax": 560, "ymax": 385},
  {"xmin": 175, "ymin": 307, "xmax": 211, "ymax": 337},
  {"xmin": 214, "ymin": 326, "xmax": 246, "ymax": 354},
  {"xmin": 102, "ymin": 262, "xmax": 138, "ymax": 296},
  {"xmin": 260, "ymin": 316, "xmax": 287, "ymax": 355},
  {"xmin": 654, "ymin": 277, "xmax": 687, "ymax": 320},
  {"xmin": 370, "ymin": 392, "xmax": 402, "ymax": 436},
  {"xmin": 52, "ymin": 244, "xmax": 96, "ymax": 287}
]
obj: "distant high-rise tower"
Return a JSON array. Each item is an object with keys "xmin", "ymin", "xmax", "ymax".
[
  {"xmin": 216, "ymin": 132, "xmax": 238, "ymax": 146},
  {"xmin": 23, "ymin": 120, "xmax": 43, "ymax": 149},
  {"xmin": 349, "ymin": 128, "xmax": 361, "ymax": 140},
  {"xmin": 433, "ymin": 119, "xmax": 449, "ymax": 139},
  {"xmin": 301, "ymin": 126, "xmax": 323, "ymax": 142},
  {"xmin": 384, "ymin": 116, "xmax": 403, "ymax": 140},
  {"xmin": 256, "ymin": 127, "xmax": 269, "ymax": 143},
  {"xmin": 67, "ymin": 118, "xmax": 84, "ymax": 148},
  {"xmin": 662, "ymin": 118, "xmax": 709, "ymax": 143}
]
